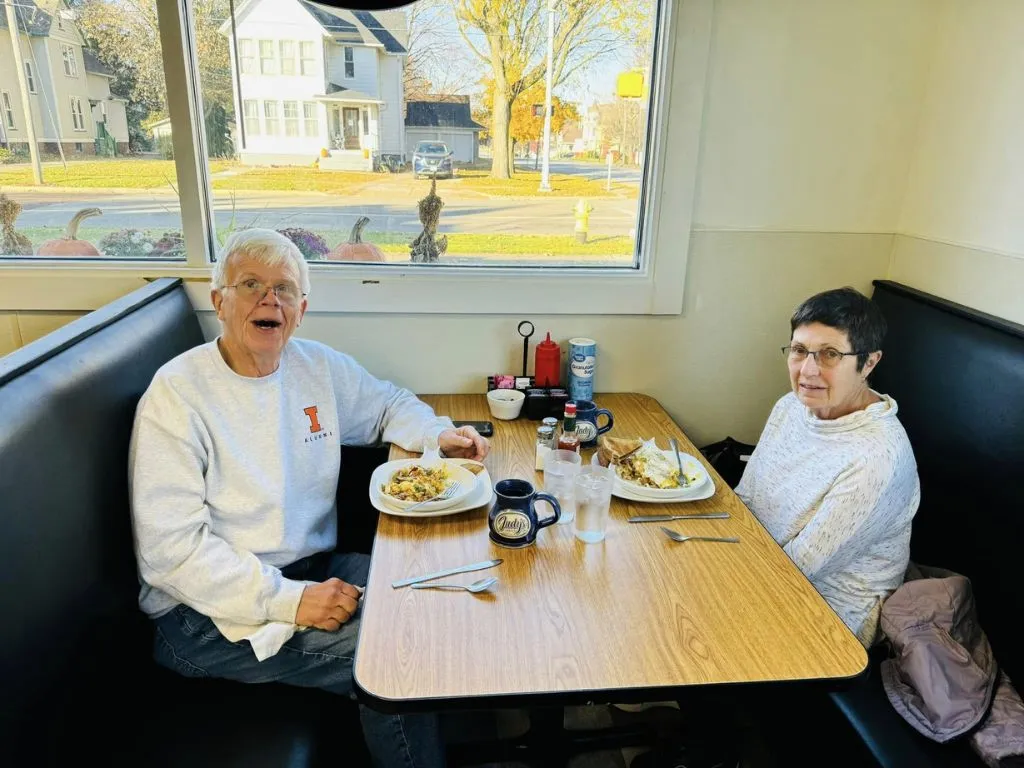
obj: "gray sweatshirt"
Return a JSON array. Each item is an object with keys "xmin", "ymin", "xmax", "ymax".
[
  {"xmin": 128, "ymin": 338, "xmax": 451, "ymax": 625},
  {"xmin": 736, "ymin": 392, "xmax": 920, "ymax": 646}
]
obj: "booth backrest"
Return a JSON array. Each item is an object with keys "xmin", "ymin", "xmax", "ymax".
[
  {"xmin": 0, "ymin": 278, "xmax": 204, "ymax": 744},
  {"xmin": 870, "ymin": 280, "xmax": 1024, "ymax": 687}
]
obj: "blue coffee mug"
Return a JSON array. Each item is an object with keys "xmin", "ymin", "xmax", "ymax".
[
  {"xmin": 489, "ymin": 479, "xmax": 561, "ymax": 548},
  {"xmin": 574, "ymin": 400, "xmax": 614, "ymax": 448}
]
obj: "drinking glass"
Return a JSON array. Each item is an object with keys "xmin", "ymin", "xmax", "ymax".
[
  {"xmin": 543, "ymin": 449, "xmax": 581, "ymax": 525},
  {"xmin": 573, "ymin": 464, "xmax": 613, "ymax": 543}
]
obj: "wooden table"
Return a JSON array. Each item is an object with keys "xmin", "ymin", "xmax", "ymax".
[{"xmin": 355, "ymin": 394, "xmax": 867, "ymax": 713}]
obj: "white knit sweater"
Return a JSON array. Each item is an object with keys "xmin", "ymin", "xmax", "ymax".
[{"xmin": 736, "ymin": 392, "xmax": 920, "ymax": 646}]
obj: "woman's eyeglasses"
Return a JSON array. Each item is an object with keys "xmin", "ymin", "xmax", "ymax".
[
  {"xmin": 781, "ymin": 345, "xmax": 865, "ymax": 368},
  {"xmin": 223, "ymin": 278, "xmax": 305, "ymax": 305}
]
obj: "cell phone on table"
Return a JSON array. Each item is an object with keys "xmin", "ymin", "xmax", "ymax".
[{"xmin": 452, "ymin": 420, "xmax": 494, "ymax": 437}]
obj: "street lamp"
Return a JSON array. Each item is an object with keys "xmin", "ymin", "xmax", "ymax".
[{"xmin": 539, "ymin": 0, "xmax": 554, "ymax": 192}]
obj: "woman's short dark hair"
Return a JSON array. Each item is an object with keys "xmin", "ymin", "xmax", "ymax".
[{"xmin": 790, "ymin": 287, "xmax": 887, "ymax": 371}]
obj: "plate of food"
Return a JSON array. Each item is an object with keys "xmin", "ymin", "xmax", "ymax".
[
  {"xmin": 598, "ymin": 437, "xmax": 711, "ymax": 500},
  {"xmin": 370, "ymin": 460, "xmax": 491, "ymax": 518},
  {"xmin": 372, "ymin": 458, "xmax": 479, "ymax": 513}
]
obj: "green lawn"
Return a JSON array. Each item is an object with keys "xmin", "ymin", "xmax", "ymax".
[
  {"xmin": 453, "ymin": 168, "xmax": 638, "ymax": 198},
  {"xmin": 211, "ymin": 167, "xmax": 375, "ymax": 194},
  {"xmin": 0, "ymin": 160, "xmax": 234, "ymax": 189},
  {"xmin": 18, "ymin": 226, "xmax": 632, "ymax": 259}
]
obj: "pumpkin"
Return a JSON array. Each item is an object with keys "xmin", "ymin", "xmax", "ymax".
[
  {"xmin": 0, "ymin": 193, "xmax": 33, "ymax": 256},
  {"xmin": 328, "ymin": 216, "xmax": 386, "ymax": 262},
  {"xmin": 37, "ymin": 208, "xmax": 102, "ymax": 257}
]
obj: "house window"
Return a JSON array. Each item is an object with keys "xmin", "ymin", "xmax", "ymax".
[
  {"xmin": 70, "ymin": 97, "xmax": 85, "ymax": 130},
  {"xmin": 283, "ymin": 101, "xmax": 299, "ymax": 137},
  {"xmin": 24, "ymin": 62, "xmax": 36, "ymax": 93},
  {"xmin": 263, "ymin": 101, "xmax": 279, "ymax": 135},
  {"xmin": 243, "ymin": 99, "xmax": 260, "ymax": 136},
  {"xmin": 343, "ymin": 46, "xmax": 354, "ymax": 79},
  {"xmin": 279, "ymin": 41, "xmax": 296, "ymax": 76},
  {"xmin": 259, "ymin": 40, "xmax": 276, "ymax": 75},
  {"xmin": 238, "ymin": 39, "xmax": 255, "ymax": 74},
  {"xmin": 61, "ymin": 44, "xmax": 78, "ymax": 76},
  {"xmin": 303, "ymin": 103, "xmax": 318, "ymax": 136},
  {"xmin": 300, "ymin": 42, "xmax": 316, "ymax": 76},
  {"xmin": 1, "ymin": 92, "xmax": 15, "ymax": 130},
  {"xmin": 361, "ymin": 109, "xmax": 368, "ymax": 135},
  {"xmin": 75, "ymin": 142, "xmax": 84, "ymax": 152},
  {"xmin": 57, "ymin": 13, "xmax": 64, "ymax": 31}
]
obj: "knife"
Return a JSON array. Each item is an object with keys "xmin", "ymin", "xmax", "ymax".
[
  {"xmin": 627, "ymin": 513, "xmax": 730, "ymax": 523},
  {"xmin": 391, "ymin": 559, "xmax": 503, "ymax": 589}
]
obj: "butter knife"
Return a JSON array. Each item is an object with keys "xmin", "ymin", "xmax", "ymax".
[
  {"xmin": 627, "ymin": 513, "xmax": 729, "ymax": 523},
  {"xmin": 392, "ymin": 559, "xmax": 503, "ymax": 589}
]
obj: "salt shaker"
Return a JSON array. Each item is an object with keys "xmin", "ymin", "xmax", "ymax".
[{"xmin": 535, "ymin": 425, "xmax": 555, "ymax": 470}]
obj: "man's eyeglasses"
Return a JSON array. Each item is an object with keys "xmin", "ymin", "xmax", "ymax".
[
  {"xmin": 223, "ymin": 278, "xmax": 306, "ymax": 305},
  {"xmin": 781, "ymin": 345, "xmax": 865, "ymax": 368}
]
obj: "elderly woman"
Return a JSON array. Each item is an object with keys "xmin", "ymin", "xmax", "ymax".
[
  {"xmin": 129, "ymin": 229, "xmax": 487, "ymax": 768},
  {"xmin": 736, "ymin": 287, "xmax": 920, "ymax": 647}
]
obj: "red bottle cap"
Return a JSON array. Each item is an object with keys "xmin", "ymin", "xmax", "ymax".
[{"xmin": 565, "ymin": 402, "xmax": 577, "ymax": 416}]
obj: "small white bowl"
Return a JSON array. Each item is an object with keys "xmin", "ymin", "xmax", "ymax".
[{"xmin": 486, "ymin": 389, "xmax": 525, "ymax": 420}]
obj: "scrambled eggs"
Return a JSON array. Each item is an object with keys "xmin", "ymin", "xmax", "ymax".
[
  {"xmin": 382, "ymin": 464, "xmax": 450, "ymax": 502},
  {"xmin": 615, "ymin": 441, "xmax": 699, "ymax": 489}
]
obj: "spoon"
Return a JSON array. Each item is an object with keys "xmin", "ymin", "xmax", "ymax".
[{"xmin": 411, "ymin": 576, "xmax": 498, "ymax": 593}]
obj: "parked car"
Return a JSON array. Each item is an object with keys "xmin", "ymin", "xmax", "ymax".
[{"xmin": 412, "ymin": 141, "xmax": 454, "ymax": 179}]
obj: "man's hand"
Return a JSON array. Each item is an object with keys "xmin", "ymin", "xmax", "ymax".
[
  {"xmin": 439, "ymin": 426, "xmax": 490, "ymax": 461},
  {"xmin": 295, "ymin": 578, "xmax": 361, "ymax": 631}
]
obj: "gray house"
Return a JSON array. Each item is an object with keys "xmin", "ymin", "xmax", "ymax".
[{"xmin": 405, "ymin": 96, "xmax": 483, "ymax": 164}]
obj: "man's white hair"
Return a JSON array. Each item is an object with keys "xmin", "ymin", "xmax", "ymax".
[{"xmin": 212, "ymin": 228, "xmax": 311, "ymax": 295}]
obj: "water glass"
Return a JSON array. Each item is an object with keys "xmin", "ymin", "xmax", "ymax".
[
  {"xmin": 573, "ymin": 464, "xmax": 613, "ymax": 543},
  {"xmin": 543, "ymin": 449, "xmax": 581, "ymax": 525}
]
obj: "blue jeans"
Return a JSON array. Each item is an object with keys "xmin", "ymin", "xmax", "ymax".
[{"xmin": 153, "ymin": 551, "xmax": 444, "ymax": 768}]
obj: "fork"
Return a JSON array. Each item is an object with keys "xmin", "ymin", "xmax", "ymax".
[
  {"xmin": 405, "ymin": 482, "xmax": 462, "ymax": 512},
  {"xmin": 660, "ymin": 526, "xmax": 740, "ymax": 544}
]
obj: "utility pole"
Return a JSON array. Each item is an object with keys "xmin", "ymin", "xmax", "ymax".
[
  {"xmin": 5, "ymin": 0, "xmax": 43, "ymax": 184},
  {"xmin": 538, "ymin": 0, "xmax": 554, "ymax": 192}
]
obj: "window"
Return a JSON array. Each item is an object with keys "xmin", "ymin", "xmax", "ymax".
[
  {"xmin": 343, "ymin": 46, "xmax": 354, "ymax": 79},
  {"xmin": 70, "ymin": 97, "xmax": 85, "ymax": 130},
  {"xmin": 0, "ymin": 0, "xmax": 692, "ymax": 314},
  {"xmin": 243, "ymin": 99, "xmax": 260, "ymax": 136},
  {"xmin": 303, "ymin": 103, "xmax": 318, "ymax": 136},
  {"xmin": 263, "ymin": 101, "xmax": 279, "ymax": 135},
  {"xmin": 259, "ymin": 40, "xmax": 276, "ymax": 74},
  {"xmin": 61, "ymin": 44, "xmax": 78, "ymax": 76},
  {"xmin": 361, "ymin": 109, "xmax": 368, "ymax": 136},
  {"xmin": 238, "ymin": 39, "xmax": 255, "ymax": 74},
  {"xmin": 0, "ymin": 7, "xmax": 183, "ymax": 263},
  {"xmin": 300, "ymin": 41, "xmax": 316, "ymax": 76},
  {"xmin": 279, "ymin": 41, "xmax": 296, "ymax": 75},
  {"xmin": 2, "ymin": 92, "xmax": 15, "ymax": 130},
  {"xmin": 283, "ymin": 101, "xmax": 299, "ymax": 137}
]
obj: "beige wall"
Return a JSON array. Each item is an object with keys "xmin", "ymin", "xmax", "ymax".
[
  {"xmin": 44, "ymin": 31, "xmax": 94, "ymax": 142},
  {"xmin": 892, "ymin": 0, "xmax": 1024, "ymax": 323}
]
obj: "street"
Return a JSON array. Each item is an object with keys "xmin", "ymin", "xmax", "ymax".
[{"xmin": 514, "ymin": 158, "xmax": 643, "ymax": 185}]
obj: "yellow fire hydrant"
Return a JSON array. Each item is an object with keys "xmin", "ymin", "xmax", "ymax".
[{"xmin": 574, "ymin": 198, "xmax": 593, "ymax": 243}]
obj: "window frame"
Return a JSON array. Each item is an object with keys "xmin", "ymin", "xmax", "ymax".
[
  {"xmin": 238, "ymin": 39, "xmax": 255, "ymax": 74},
  {"xmin": 282, "ymin": 100, "xmax": 299, "ymax": 137},
  {"xmin": 70, "ymin": 96, "xmax": 86, "ymax": 131},
  {"xmin": 1, "ymin": 92, "xmax": 15, "ymax": 130},
  {"xmin": 259, "ymin": 39, "xmax": 276, "ymax": 75},
  {"xmin": 24, "ymin": 61, "xmax": 36, "ymax": 93},
  {"xmin": 0, "ymin": 0, "xmax": 711, "ymax": 318},
  {"xmin": 263, "ymin": 100, "xmax": 279, "ymax": 135},
  {"xmin": 61, "ymin": 44, "xmax": 78, "ymax": 77},
  {"xmin": 242, "ymin": 98, "xmax": 260, "ymax": 136},
  {"xmin": 343, "ymin": 46, "xmax": 354, "ymax": 79},
  {"xmin": 303, "ymin": 101, "xmax": 318, "ymax": 136},
  {"xmin": 279, "ymin": 40, "xmax": 296, "ymax": 75},
  {"xmin": 300, "ymin": 41, "xmax": 316, "ymax": 76}
]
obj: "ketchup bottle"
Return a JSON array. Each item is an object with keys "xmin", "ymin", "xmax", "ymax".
[{"xmin": 534, "ymin": 332, "xmax": 561, "ymax": 387}]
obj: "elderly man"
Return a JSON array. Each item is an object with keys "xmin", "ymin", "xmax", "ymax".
[{"xmin": 129, "ymin": 229, "xmax": 487, "ymax": 768}]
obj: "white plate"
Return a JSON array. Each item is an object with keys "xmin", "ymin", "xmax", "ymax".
[
  {"xmin": 615, "ymin": 450, "xmax": 711, "ymax": 500},
  {"xmin": 612, "ymin": 472, "xmax": 715, "ymax": 503},
  {"xmin": 370, "ymin": 461, "xmax": 494, "ymax": 518},
  {"xmin": 373, "ymin": 459, "xmax": 478, "ymax": 512}
]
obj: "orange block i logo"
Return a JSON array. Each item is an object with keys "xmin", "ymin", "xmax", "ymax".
[{"xmin": 303, "ymin": 405, "xmax": 323, "ymax": 433}]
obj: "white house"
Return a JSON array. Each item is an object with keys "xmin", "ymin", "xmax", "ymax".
[{"xmin": 220, "ymin": 0, "xmax": 407, "ymax": 169}]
